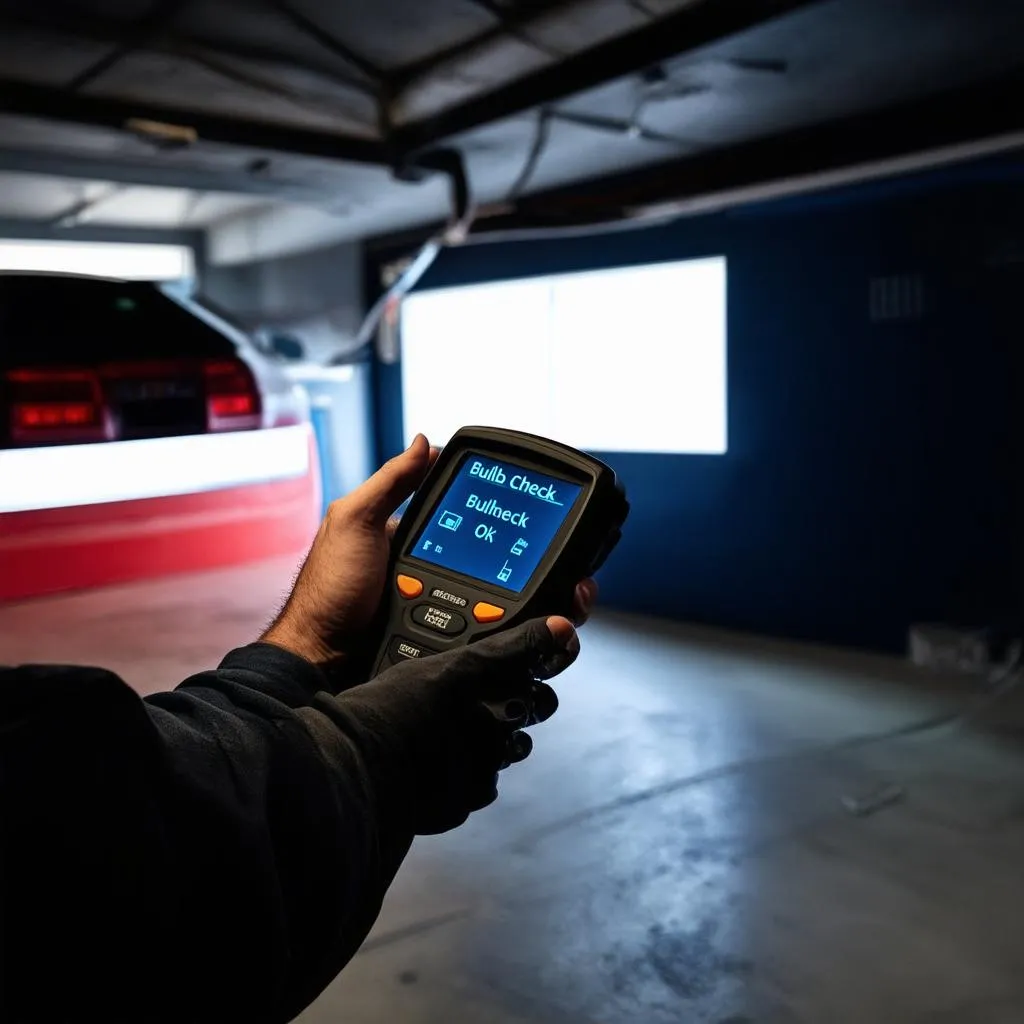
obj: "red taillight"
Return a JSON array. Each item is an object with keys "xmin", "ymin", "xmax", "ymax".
[
  {"xmin": 6, "ymin": 367, "xmax": 109, "ymax": 443},
  {"xmin": 15, "ymin": 402, "xmax": 99, "ymax": 429},
  {"xmin": 209, "ymin": 393, "xmax": 257, "ymax": 418},
  {"xmin": 204, "ymin": 358, "xmax": 261, "ymax": 431}
]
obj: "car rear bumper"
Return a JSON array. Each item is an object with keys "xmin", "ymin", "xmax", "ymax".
[{"xmin": 0, "ymin": 425, "xmax": 320, "ymax": 602}]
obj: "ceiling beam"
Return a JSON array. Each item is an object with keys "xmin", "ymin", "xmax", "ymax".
[
  {"xmin": 266, "ymin": 0, "xmax": 385, "ymax": 84},
  {"xmin": 66, "ymin": 0, "xmax": 191, "ymax": 91},
  {"xmin": 391, "ymin": 0, "xmax": 574, "ymax": 89},
  {"xmin": 0, "ymin": 145, "xmax": 346, "ymax": 205},
  {"xmin": 390, "ymin": 0, "xmax": 824, "ymax": 150},
  {"xmin": 488, "ymin": 70, "xmax": 1024, "ymax": 227},
  {"xmin": 0, "ymin": 78, "xmax": 392, "ymax": 167},
  {"xmin": 462, "ymin": 0, "xmax": 565, "ymax": 60},
  {"xmin": 0, "ymin": 6, "xmax": 381, "ymax": 99},
  {"xmin": 365, "ymin": 69, "xmax": 1024, "ymax": 256},
  {"xmin": 0, "ymin": 216, "xmax": 202, "ymax": 247}
]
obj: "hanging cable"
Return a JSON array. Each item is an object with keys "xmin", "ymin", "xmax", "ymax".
[
  {"xmin": 354, "ymin": 147, "xmax": 474, "ymax": 351},
  {"xmin": 506, "ymin": 108, "xmax": 553, "ymax": 202},
  {"xmin": 547, "ymin": 107, "xmax": 696, "ymax": 149}
]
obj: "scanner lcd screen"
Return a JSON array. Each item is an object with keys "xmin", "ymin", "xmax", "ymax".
[{"xmin": 410, "ymin": 454, "xmax": 582, "ymax": 593}]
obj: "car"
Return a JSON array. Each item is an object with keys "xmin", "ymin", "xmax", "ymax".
[
  {"xmin": 0, "ymin": 273, "xmax": 321, "ymax": 602},
  {"xmin": 0, "ymin": 273, "xmax": 309, "ymax": 448}
]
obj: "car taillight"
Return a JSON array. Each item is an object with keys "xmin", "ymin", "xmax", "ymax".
[
  {"xmin": 204, "ymin": 358, "xmax": 262, "ymax": 432},
  {"xmin": 6, "ymin": 368, "xmax": 110, "ymax": 444},
  {"xmin": 16, "ymin": 402, "xmax": 97, "ymax": 428}
]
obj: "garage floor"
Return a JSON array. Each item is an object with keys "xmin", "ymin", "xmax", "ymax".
[{"xmin": 4, "ymin": 560, "xmax": 1024, "ymax": 1023}]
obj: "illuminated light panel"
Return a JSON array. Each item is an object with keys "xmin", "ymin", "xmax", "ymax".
[
  {"xmin": 400, "ymin": 256, "xmax": 728, "ymax": 455},
  {"xmin": 0, "ymin": 425, "xmax": 311, "ymax": 513},
  {"xmin": 0, "ymin": 240, "xmax": 194, "ymax": 280}
]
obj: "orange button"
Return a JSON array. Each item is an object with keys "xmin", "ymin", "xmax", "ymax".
[
  {"xmin": 396, "ymin": 574, "xmax": 424, "ymax": 599},
  {"xmin": 473, "ymin": 601, "xmax": 506, "ymax": 624}
]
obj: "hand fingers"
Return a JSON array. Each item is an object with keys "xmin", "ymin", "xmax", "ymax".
[
  {"xmin": 374, "ymin": 618, "xmax": 578, "ymax": 790},
  {"xmin": 453, "ymin": 617, "xmax": 577, "ymax": 683},
  {"xmin": 385, "ymin": 446, "xmax": 441, "ymax": 541},
  {"xmin": 385, "ymin": 515, "xmax": 402, "ymax": 541},
  {"xmin": 346, "ymin": 434, "xmax": 432, "ymax": 527},
  {"xmin": 529, "ymin": 681, "xmax": 559, "ymax": 723},
  {"xmin": 544, "ymin": 615, "xmax": 575, "ymax": 648},
  {"xmin": 456, "ymin": 618, "xmax": 577, "ymax": 698},
  {"xmin": 500, "ymin": 682, "xmax": 555, "ymax": 766},
  {"xmin": 534, "ymin": 616, "xmax": 580, "ymax": 680},
  {"xmin": 572, "ymin": 578, "xmax": 599, "ymax": 626},
  {"xmin": 503, "ymin": 730, "xmax": 533, "ymax": 766},
  {"xmin": 442, "ymin": 618, "xmax": 577, "ymax": 729}
]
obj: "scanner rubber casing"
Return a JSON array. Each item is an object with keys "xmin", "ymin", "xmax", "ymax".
[{"xmin": 370, "ymin": 426, "xmax": 628, "ymax": 677}]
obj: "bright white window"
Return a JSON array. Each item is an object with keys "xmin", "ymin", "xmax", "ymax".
[
  {"xmin": 0, "ymin": 240, "xmax": 193, "ymax": 280},
  {"xmin": 399, "ymin": 256, "xmax": 727, "ymax": 453}
]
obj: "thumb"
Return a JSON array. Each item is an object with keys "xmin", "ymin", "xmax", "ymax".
[
  {"xmin": 456, "ymin": 616, "xmax": 580, "ymax": 682},
  {"xmin": 350, "ymin": 434, "xmax": 432, "ymax": 525}
]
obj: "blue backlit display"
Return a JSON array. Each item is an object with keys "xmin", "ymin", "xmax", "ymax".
[{"xmin": 411, "ymin": 455, "xmax": 582, "ymax": 593}]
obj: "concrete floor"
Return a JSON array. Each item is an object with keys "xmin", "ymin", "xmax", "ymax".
[{"xmin": 4, "ymin": 559, "xmax": 1024, "ymax": 1023}]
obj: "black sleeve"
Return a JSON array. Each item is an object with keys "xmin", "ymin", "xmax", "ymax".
[{"xmin": 0, "ymin": 644, "xmax": 479, "ymax": 1024}]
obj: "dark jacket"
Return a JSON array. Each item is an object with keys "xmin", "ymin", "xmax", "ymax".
[{"xmin": 0, "ymin": 630, "xmax": 539, "ymax": 1024}]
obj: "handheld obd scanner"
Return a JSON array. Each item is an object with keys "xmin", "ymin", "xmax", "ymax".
[{"xmin": 371, "ymin": 427, "xmax": 628, "ymax": 706}]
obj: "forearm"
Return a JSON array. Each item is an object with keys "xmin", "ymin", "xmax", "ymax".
[
  {"xmin": 0, "ymin": 649, "xmax": 421, "ymax": 1022},
  {"xmin": 147, "ymin": 645, "xmax": 428, "ymax": 1020}
]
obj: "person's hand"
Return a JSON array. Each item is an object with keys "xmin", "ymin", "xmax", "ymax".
[
  {"xmin": 328, "ymin": 615, "xmax": 580, "ymax": 834},
  {"xmin": 261, "ymin": 434, "xmax": 597, "ymax": 676}
]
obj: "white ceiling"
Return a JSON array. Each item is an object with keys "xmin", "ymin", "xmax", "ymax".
[{"xmin": 0, "ymin": 171, "xmax": 271, "ymax": 228}]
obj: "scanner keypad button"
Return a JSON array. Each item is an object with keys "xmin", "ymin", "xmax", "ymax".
[
  {"xmin": 389, "ymin": 636, "xmax": 436, "ymax": 663},
  {"xmin": 472, "ymin": 602, "xmax": 506, "ymax": 624},
  {"xmin": 396, "ymin": 574, "xmax": 424, "ymax": 598},
  {"xmin": 412, "ymin": 604, "xmax": 468, "ymax": 636}
]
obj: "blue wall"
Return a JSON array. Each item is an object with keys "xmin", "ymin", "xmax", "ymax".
[{"xmin": 382, "ymin": 167, "xmax": 1024, "ymax": 652}]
